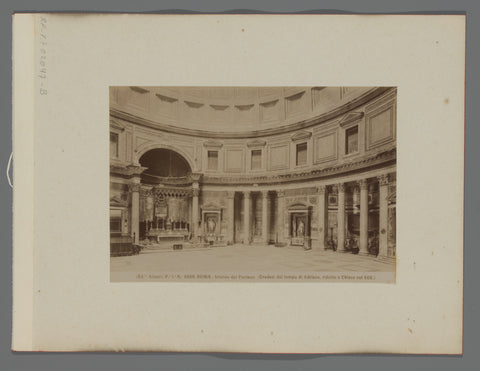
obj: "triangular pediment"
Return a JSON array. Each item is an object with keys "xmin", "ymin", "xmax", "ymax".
[
  {"xmin": 110, "ymin": 195, "xmax": 127, "ymax": 207},
  {"xmin": 339, "ymin": 111, "xmax": 364, "ymax": 127},
  {"xmin": 203, "ymin": 140, "xmax": 223, "ymax": 149},
  {"xmin": 110, "ymin": 119, "xmax": 126, "ymax": 131},
  {"xmin": 287, "ymin": 203, "xmax": 309, "ymax": 211},
  {"xmin": 291, "ymin": 131, "xmax": 312, "ymax": 142},
  {"xmin": 246, "ymin": 139, "xmax": 266, "ymax": 148},
  {"xmin": 201, "ymin": 201, "xmax": 223, "ymax": 210}
]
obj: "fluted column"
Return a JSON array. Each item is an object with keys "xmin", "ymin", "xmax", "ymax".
[
  {"xmin": 317, "ymin": 185, "xmax": 327, "ymax": 250},
  {"xmin": 261, "ymin": 190, "xmax": 269, "ymax": 244},
  {"xmin": 227, "ymin": 191, "xmax": 235, "ymax": 245},
  {"xmin": 129, "ymin": 179, "xmax": 141, "ymax": 244},
  {"xmin": 192, "ymin": 184, "xmax": 200, "ymax": 240},
  {"xmin": 359, "ymin": 179, "xmax": 369, "ymax": 255},
  {"xmin": 276, "ymin": 190, "xmax": 285, "ymax": 243},
  {"xmin": 378, "ymin": 174, "xmax": 389, "ymax": 257},
  {"xmin": 337, "ymin": 183, "xmax": 345, "ymax": 252},
  {"xmin": 243, "ymin": 191, "xmax": 251, "ymax": 244}
]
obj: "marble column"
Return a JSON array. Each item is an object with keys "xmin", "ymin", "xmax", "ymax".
[
  {"xmin": 129, "ymin": 179, "xmax": 141, "ymax": 244},
  {"xmin": 378, "ymin": 174, "xmax": 389, "ymax": 257},
  {"xmin": 276, "ymin": 190, "xmax": 285, "ymax": 244},
  {"xmin": 261, "ymin": 190, "xmax": 269, "ymax": 244},
  {"xmin": 227, "ymin": 191, "xmax": 235, "ymax": 245},
  {"xmin": 192, "ymin": 184, "xmax": 200, "ymax": 240},
  {"xmin": 359, "ymin": 179, "xmax": 369, "ymax": 255},
  {"xmin": 337, "ymin": 183, "xmax": 346, "ymax": 252},
  {"xmin": 317, "ymin": 185, "xmax": 327, "ymax": 250},
  {"xmin": 243, "ymin": 191, "xmax": 251, "ymax": 244}
]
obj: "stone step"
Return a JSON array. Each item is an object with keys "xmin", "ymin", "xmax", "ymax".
[{"xmin": 375, "ymin": 255, "xmax": 396, "ymax": 264}]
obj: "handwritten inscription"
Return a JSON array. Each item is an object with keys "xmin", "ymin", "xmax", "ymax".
[{"xmin": 38, "ymin": 17, "xmax": 48, "ymax": 95}]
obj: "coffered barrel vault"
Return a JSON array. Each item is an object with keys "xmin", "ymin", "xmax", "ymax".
[{"xmin": 110, "ymin": 86, "xmax": 396, "ymax": 260}]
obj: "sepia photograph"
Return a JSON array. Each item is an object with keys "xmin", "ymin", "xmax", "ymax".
[
  {"xmin": 11, "ymin": 12, "xmax": 464, "ymax": 353},
  {"xmin": 109, "ymin": 86, "xmax": 397, "ymax": 282}
]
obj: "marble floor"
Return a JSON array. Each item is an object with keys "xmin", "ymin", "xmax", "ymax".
[{"xmin": 110, "ymin": 244, "xmax": 395, "ymax": 276}]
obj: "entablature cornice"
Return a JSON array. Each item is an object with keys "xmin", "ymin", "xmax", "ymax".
[
  {"xmin": 200, "ymin": 148, "xmax": 396, "ymax": 186},
  {"xmin": 110, "ymin": 164, "xmax": 147, "ymax": 177}
]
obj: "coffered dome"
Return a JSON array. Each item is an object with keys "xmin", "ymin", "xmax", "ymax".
[{"xmin": 110, "ymin": 86, "xmax": 386, "ymax": 137}]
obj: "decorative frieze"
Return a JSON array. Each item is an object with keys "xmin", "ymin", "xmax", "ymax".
[{"xmin": 202, "ymin": 148, "xmax": 395, "ymax": 186}]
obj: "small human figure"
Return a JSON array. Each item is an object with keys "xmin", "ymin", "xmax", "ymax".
[
  {"xmin": 207, "ymin": 217, "xmax": 216, "ymax": 234},
  {"xmin": 297, "ymin": 220, "xmax": 305, "ymax": 236}
]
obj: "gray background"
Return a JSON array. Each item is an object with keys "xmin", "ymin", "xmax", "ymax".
[{"xmin": 1, "ymin": 1, "xmax": 476, "ymax": 370}]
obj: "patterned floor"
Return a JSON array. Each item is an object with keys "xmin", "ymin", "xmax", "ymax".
[{"xmin": 110, "ymin": 244, "xmax": 395, "ymax": 274}]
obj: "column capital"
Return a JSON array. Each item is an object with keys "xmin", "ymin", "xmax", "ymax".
[
  {"xmin": 190, "ymin": 173, "xmax": 203, "ymax": 182},
  {"xmin": 377, "ymin": 174, "xmax": 389, "ymax": 186},
  {"xmin": 226, "ymin": 191, "xmax": 235, "ymax": 199},
  {"xmin": 358, "ymin": 179, "xmax": 369, "ymax": 190},
  {"xmin": 192, "ymin": 188, "xmax": 200, "ymax": 197},
  {"xmin": 261, "ymin": 190, "xmax": 269, "ymax": 198},
  {"xmin": 276, "ymin": 189, "xmax": 285, "ymax": 197},
  {"xmin": 128, "ymin": 183, "xmax": 141, "ymax": 193},
  {"xmin": 244, "ymin": 190, "xmax": 251, "ymax": 198},
  {"xmin": 317, "ymin": 185, "xmax": 327, "ymax": 194},
  {"xmin": 337, "ymin": 183, "xmax": 346, "ymax": 192},
  {"xmin": 140, "ymin": 188, "xmax": 153, "ymax": 198}
]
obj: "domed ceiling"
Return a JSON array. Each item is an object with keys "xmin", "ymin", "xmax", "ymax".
[{"xmin": 110, "ymin": 86, "xmax": 385, "ymax": 136}]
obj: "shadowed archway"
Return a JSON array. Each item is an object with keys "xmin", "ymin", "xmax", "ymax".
[{"xmin": 139, "ymin": 148, "xmax": 192, "ymax": 183}]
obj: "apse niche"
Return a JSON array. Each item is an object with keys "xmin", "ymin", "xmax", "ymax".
[{"xmin": 139, "ymin": 149, "xmax": 192, "ymax": 183}]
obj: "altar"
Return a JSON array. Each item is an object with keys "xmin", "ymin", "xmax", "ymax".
[{"xmin": 140, "ymin": 186, "xmax": 191, "ymax": 243}]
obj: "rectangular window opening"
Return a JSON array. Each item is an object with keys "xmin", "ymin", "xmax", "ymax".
[
  {"xmin": 207, "ymin": 150, "xmax": 219, "ymax": 170},
  {"xmin": 296, "ymin": 142, "xmax": 307, "ymax": 166},
  {"xmin": 110, "ymin": 133, "xmax": 119, "ymax": 158},
  {"xmin": 345, "ymin": 126, "xmax": 359, "ymax": 154},
  {"xmin": 251, "ymin": 149, "xmax": 262, "ymax": 170}
]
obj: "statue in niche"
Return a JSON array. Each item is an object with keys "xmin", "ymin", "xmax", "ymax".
[
  {"xmin": 297, "ymin": 220, "xmax": 305, "ymax": 237},
  {"xmin": 292, "ymin": 220, "xmax": 297, "ymax": 237},
  {"xmin": 207, "ymin": 217, "xmax": 216, "ymax": 234}
]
